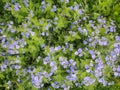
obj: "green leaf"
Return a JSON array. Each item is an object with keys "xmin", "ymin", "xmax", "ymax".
[{"xmin": 0, "ymin": 72, "xmax": 4, "ymax": 79}]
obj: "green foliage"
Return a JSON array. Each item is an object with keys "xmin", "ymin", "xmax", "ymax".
[{"xmin": 0, "ymin": 0, "xmax": 120, "ymax": 90}]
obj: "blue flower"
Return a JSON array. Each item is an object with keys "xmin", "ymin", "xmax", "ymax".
[
  {"xmin": 51, "ymin": 5, "xmax": 57, "ymax": 12},
  {"xmin": 1, "ymin": 38, "xmax": 6, "ymax": 43},
  {"xmin": 107, "ymin": 61, "xmax": 111, "ymax": 66},
  {"xmin": 114, "ymin": 72, "xmax": 119, "ymax": 77},
  {"xmin": 11, "ymin": 29, "xmax": 15, "ymax": 33},
  {"xmin": 83, "ymin": 40, "xmax": 87, "ymax": 45},
  {"xmin": 82, "ymin": 77, "xmax": 95, "ymax": 86},
  {"xmin": 74, "ymin": 51, "xmax": 78, "ymax": 55},
  {"xmin": 7, "ymin": 50, "xmax": 14, "ymax": 54},
  {"xmin": 30, "ymin": 31, "xmax": 35, "ymax": 36},
  {"xmin": 7, "ymin": 81, "xmax": 12, "ymax": 87},
  {"xmin": 105, "ymin": 56, "xmax": 109, "ymax": 61},
  {"xmin": 117, "ymin": 66, "xmax": 120, "ymax": 72},
  {"xmin": 50, "ymin": 61, "xmax": 57, "ymax": 72},
  {"xmin": 17, "ymin": 79, "xmax": 21, "ymax": 83},
  {"xmin": 23, "ymin": 0, "xmax": 29, "ymax": 7},
  {"xmin": 52, "ymin": 82, "xmax": 60, "ymax": 89},
  {"xmin": 78, "ymin": 48, "xmax": 82, "ymax": 53},
  {"xmin": 1, "ymin": 64, "xmax": 7, "ymax": 71},
  {"xmin": 41, "ymin": 32, "xmax": 45, "ymax": 36},
  {"xmin": 78, "ymin": 9, "xmax": 83, "ymax": 15},
  {"xmin": 50, "ymin": 61, "xmax": 56, "ymax": 67},
  {"xmin": 14, "ymin": 3, "xmax": 20, "ymax": 11},
  {"xmin": 50, "ymin": 47, "xmax": 55, "ymax": 53},
  {"xmin": 31, "ymin": 73, "xmax": 44, "ymax": 88},
  {"xmin": 25, "ymin": 32, "xmax": 30, "ymax": 38},
  {"xmin": 115, "ymin": 36, "xmax": 120, "ymax": 42},
  {"xmin": 98, "ymin": 38, "xmax": 108, "ymax": 46},
  {"xmin": 85, "ymin": 65, "xmax": 89, "ymax": 69},
  {"xmin": 70, "ymin": 6, "xmax": 73, "ymax": 10},
  {"xmin": 43, "ymin": 56, "xmax": 50, "ymax": 65},
  {"xmin": 78, "ymin": 53, "xmax": 83, "ymax": 57},
  {"xmin": 110, "ymin": 26, "xmax": 116, "ymax": 32},
  {"xmin": 66, "ymin": 73, "xmax": 77, "ymax": 81},
  {"xmin": 74, "ymin": 5, "xmax": 79, "ymax": 11},
  {"xmin": 15, "ymin": 65, "xmax": 21, "ymax": 69}
]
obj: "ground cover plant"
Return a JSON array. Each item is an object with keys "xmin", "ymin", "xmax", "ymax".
[{"xmin": 0, "ymin": 0, "xmax": 120, "ymax": 90}]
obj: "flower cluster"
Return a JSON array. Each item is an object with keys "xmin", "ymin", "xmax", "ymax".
[{"xmin": 0, "ymin": 0, "xmax": 120, "ymax": 90}]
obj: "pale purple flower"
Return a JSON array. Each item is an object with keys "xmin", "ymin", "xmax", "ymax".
[
  {"xmin": 17, "ymin": 79, "xmax": 21, "ymax": 83},
  {"xmin": 50, "ymin": 47, "xmax": 55, "ymax": 53},
  {"xmin": 97, "ymin": 18, "xmax": 105, "ymax": 23},
  {"xmin": 26, "ymin": 33, "xmax": 30, "ymax": 38},
  {"xmin": 7, "ymin": 81, "xmax": 12, "ymax": 87},
  {"xmin": 45, "ymin": 26, "xmax": 49, "ymax": 30},
  {"xmin": 83, "ymin": 40, "xmax": 87, "ymax": 45},
  {"xmin": 115, "ymin": 36, "xmax": 120, "ymax": 42},
  {"xmin": 78, "ymin": 53, "xmax": 83, "ymax": 57},
  {"xmin": 7, "ymin": 50, "xmax": 14, "ymax": 54},
  {"xmin": 70, "ymin": 6, "xmax": 73, "ymax": 10},
  {"xmin": 81, "ymin": 29, "xmax": 88, "ymax": 35},
  {"xmin": 41, "ymin": 44, "xmax": 45, "ymax": 48},
  {"xmin": 95, "ymin": 71, "xmax": 102, "ymax": 77},
  {"xmin": 50, "ymin": 61, "xmax": 56, "ymax": 67},
  {"xmin": 75, "ymin": 83, "xmax": 79, "ymax": 87},
  {"xmin": 51, "ymin": 5, "xmax": 57, "ymax": 12},
  {"xmin": 43, "ymin": 57, "xmax": 50, "ymax": 65},
  {"xmin": 110, "ymin": 26, "xmax": 116, "ymax": 32},
  {"xmin": 85, "ymin": 65, "xmax": 89, "ymax": 69},
  {"xmin": 23, "ymin": 0, "xmax": 29, "ymax": 7},
  {"xmin": 74, "ymin": 51, "xmax": 78, "ymax": 55},
  {"xmin": 31, "ymin": 74, "xmax": 43, "ymax": 88},
  {"xmin": 78, "ymin": 48, "xmax": 82, "ymax": 53},
  {"xmin": 14, "ymin": 3, "xmax": 20, "ymax": 11},
  {"xmin": 86, "ymin": 69, "xmax": 91, "ymax": 73},
  {"xmin": 114, "ymin": 72, "xmax": 119, "ymax": 77},
  {"xmin": 117, "ymin": 66, "xmax": 120, "ymax": 72},
  {"xmin": 98, "ymin": 77, "xmax": 104, "ymax": 83},
  {"xmin": 41, "ymin": 32, "xmax": 45, "ymax": 36},
  {"xmin": 15, "ymin": 45, "xmax": 20, "ymax": 49},
  {"xmin": 11, "ymin": 29, "xmax": 15, "ymax": 33},
  {"xmin": 1, "ymin": 38, "xmax": 6, "ymax": 43},
  {"xmin": 52, "ymin": 82, "xmax": 60, "ymax": 88},
  {"xmin": 107, "ymin": 61, "xmax": 111, "ymax": 66},
  {"xmin": 30, "ymin": 31, "xmax": 35, "ymax": 36},
  {"xmin": 53, "ymin": 21, "xmax": 57, "ymax": 25},
  {"xmin": 105, "ymin": 56, "xmax": 109, "ymax": 61},
  {"xmin": 50, "ymin": 61, "xmax": 57, "ymax": 72},
  {"xmin": 78, "ymin": 27, "xmax": 82, "ymax": 31},
  {"xmin": 83, "ymin": 17, "xmax": 86, "ymax": 20},
  {"xmin": 66, "ymin": 74, "xmax": 77, "ymax": 81},
  {"xmin": 74, "ymin": 5, "xmax": 79, "ymax": 11},
  {"xmin": 89, "ymin": 50, "xmax": 94, "ymax": 55},
  {"xmin": 1, "ymin": 64, "xmax": 7, "ymax": 71},
  {"xmin": 82, "ymin": 77, "xmax": 95, "ymax": 86},
  {"xmin": 15, "ymin": 65, "xmax": 21, "ymax": 69},
  {"xmin": 60, "ymin": 59, "xmax": 69, "ymax": 68},
  {"xmin": 78, "ymin": 10, "xmax": 83, "ymax": 15},
  {"xmin": 113, "ymin": 67, "xmax": 116, "ymax": 71}
]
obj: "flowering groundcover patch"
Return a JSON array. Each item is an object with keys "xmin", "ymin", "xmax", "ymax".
[{"xmin": 0, "ymin": 0, "xmax": 120, "ymax": 90}]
